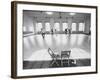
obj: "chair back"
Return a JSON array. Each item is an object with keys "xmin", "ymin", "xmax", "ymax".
[
  {"xmin": 61, "ymin": 51, "xmax": 71, "ymax": 58},
  {"xmin": 48, "ymin": 48, "xmax": 55, "ymax": 58}
]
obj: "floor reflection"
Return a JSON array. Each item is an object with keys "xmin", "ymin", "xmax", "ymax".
[{"xmin": 23, "ymin": 34, "xmax": 90, "ymax": 61}]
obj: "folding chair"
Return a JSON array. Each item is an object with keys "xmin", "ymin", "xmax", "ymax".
[
  {"xmin": 61, "ymin": 50, "xmax": 71, "ymax": 66},
  {"xmin": 48, "ymin": 48, "xmax": 59, "ymax": 67}
]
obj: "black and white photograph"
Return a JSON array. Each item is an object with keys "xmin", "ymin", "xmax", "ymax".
[
  {"xmin": 11, "ymin": 1, "xmax": 97, "ymax": 78},
  {"xmin": 23, "ymin": 10, "xmax": 91, "ymax": 69}
]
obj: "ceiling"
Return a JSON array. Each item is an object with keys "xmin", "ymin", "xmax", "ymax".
[{"xmin": 23, "ymin": 10, "xmax": 90, "ymax": 19}]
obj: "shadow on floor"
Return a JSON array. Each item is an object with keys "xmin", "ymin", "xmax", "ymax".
[{"xmin": 23, "ymin": 59, "xmax": 91, "ymax": 69}]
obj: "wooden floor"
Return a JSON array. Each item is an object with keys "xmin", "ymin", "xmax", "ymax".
[{"xmin": 23, "ymin": 33, "xmax": 91, "ymax": 69}]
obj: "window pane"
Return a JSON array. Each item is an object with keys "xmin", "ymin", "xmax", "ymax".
[
  {"xmin": 54, "ymin": 22, "xmax": 60, "ymax": 31},
  {"xmin": 45, "ymin": 22, "xmax": 51, "ymax": 31},
  {"xmin": 62, "ymin": 23, "xmax": 68, "ymax": 31},
  {"xmin": 36, "ymin": 22, "xmax": 42, "ymax": 32},
  {"xmin": 72, "ymin": 23, "xmax": 76, "ymax": 31},
  {"xmin": 79, "ymin": 23, "xmax": 85, "ymax": 31}
]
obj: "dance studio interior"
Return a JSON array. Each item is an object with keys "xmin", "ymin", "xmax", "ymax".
[{"xmin": 23, "ymin": 10, "xmax": 91, "ymax": 69}]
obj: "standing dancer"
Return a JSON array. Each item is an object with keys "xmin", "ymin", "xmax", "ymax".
[
  {"xmin": 41, "ymin": 28, "xmax": 45, "ymax": 39},
  {"xmin": 65, "ymin": 28, "xmax": 68, "ymax": 35},
  {"xmin": 51, "ymin": 28, "xmax": 53, "ymax": 35}
]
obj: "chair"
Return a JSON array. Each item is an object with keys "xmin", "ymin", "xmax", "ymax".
[
  {"xmin": 61, "ymin": 50, "xmax": 71, "ymax": 66},
  {"xmin": 48, "ymin": 48, "xmax": 59, "ymax": 67}
]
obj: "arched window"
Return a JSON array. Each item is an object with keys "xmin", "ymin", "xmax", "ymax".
[
  {"xmin": 62, "ymin": 22, "xmax": 68, "ymax": 31},
  {"xmin": 72, "ymin": 23, "xmax": 76, "ymax": 31},
  {"xmin": 79, "ymin": 23, "xmax": 85, "ymax": 31},
  {"xmin": 45, "ymin": 22, "xmax": 51, "ymax": 31},
  {"xmin": 36, "ymin": 22, "xmax": 42, "ymax": 32},
  {"xmin": 54, "ymin": 22, "xmax": 60, "ymax": 31}
]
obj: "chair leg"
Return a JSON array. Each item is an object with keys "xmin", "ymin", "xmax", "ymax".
[
  {"xmin": 55, "ymin": 61, "xmax": 59, "ymax": 66},
  {"xmin": 49, "ymin": 60, "xmax": 54, "ymax": 67},
  {"xmin": 68, "ymin": 59, "xmax": 70, "ymax": 66},
  {"xmin": 61, "ymin": 59, "xmax": 70, "ymax": 67},
  {"xmin": 50, "ymin": 60, "xmax": 59, "ymax": 67},
  {"xmin": 61, "ymin": 59, "xmax": 63, "ymax": 67}
]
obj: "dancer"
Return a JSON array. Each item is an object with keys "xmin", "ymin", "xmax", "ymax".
[
  {"xmin": 51, "ymin": 28, "xmax": 53, "ymax": 35},
  {"xmin": 41, "ymin": 28, "xmax": 45, "ymax": 39},
  {"xmin": 65, "ymin": 28, "xmax": 68, "ymax": 35},
  {"xmin": 68, "ymin": 28, "xmax": 71, "ymax": 37}
]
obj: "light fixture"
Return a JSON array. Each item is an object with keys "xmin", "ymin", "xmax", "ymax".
[
  {"xmin": 69, "ymin": 12, "xmax": 76, "ymax": 16},
  {"xmin": 46, "ymin": 12, "xmax": 53, "ymax": 15}
]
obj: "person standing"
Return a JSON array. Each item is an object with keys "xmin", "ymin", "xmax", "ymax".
[
  {"xmin": 51, "ymin": 28, "xmax": 53, "ymax": 35},
  {"xmin": 65, "ymin": 28, "xmax": 68, "ymax": 35},
  {"xmin": 68, "ymin": 28, "xmax": 72, "ymax": 36},
  {"xmin": 41, "ymin": 28, "xmax": 45, "ymax": 39}
]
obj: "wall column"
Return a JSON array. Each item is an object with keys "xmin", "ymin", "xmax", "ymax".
[
  {"xmin": 59, "ymin": 19, "xmax": 63, "ymax": 32},
  {"xmin": 84, "ymin": 17, "xmax": 90, "ymax": 34},
  {"xmin": 76, "ymin": 22, "xmax": 79, "ymax": 32},
  {"xmin": 68, "ymin": 17, "xmax": 72, "ymax": 30},
  {"xmin": 42, "ymin": 20, "xmax": 45, "ymax": 31},
  {"xmin": 33, "ymin": 18, "xmax": 36, "ymax": 34},
  {"xmin": 50, "ymin": 18, "xmax": 54, "ymax": 31}
]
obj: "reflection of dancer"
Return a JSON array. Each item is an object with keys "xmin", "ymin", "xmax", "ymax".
[{"xmin": 41, "ymin": 28, "xmax": 45, "ymax": 39}]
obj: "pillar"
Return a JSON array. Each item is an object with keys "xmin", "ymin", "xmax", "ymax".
[
  {"xmin": 76, "ymin": 22, "xmax": 79, "ymax": 32},
  {"xmin": 59, "ymin": 19, "xmax": 63, "ymax": 32},
  {"xmin": 50, "ymin": 18, "xmax": 54, "ymax": 31},
  {"xmin": 68, "ymin": 17, "xmax": 72, "ymax": 30},
  {"xmin": 33, "ymin": 19, "xmax": 36, "ymax": 34},
  {"xmin": 84, "ymin": 17, "xmax": 90, "ymax": 34},
  {"xmin": 42, "ymin": 20, "xmax": 45, "ymax": 31}
]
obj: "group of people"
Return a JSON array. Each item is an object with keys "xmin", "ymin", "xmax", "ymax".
[
  {"xmin": 65, "ymin": 28, "xmax": 71, "ymax": 35},
  {"xmin": 41, "ymin": 28, "xmax": 55, "ymax": 39},
  {"xmin": 41, "ymin": 28, "xmax": 72, "ymax": 39}
]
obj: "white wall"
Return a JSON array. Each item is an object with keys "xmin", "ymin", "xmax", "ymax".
[
  {"xmin": 84, "ymin": 16, "xmax": 90, "ymax": 33},
  {"xmin": 23, "ymin": 13, "xmax": 34, "ymax": 32},
  {"xmin": 0, "ymin": 0, "xmax": 100, "ymax": 80}
]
